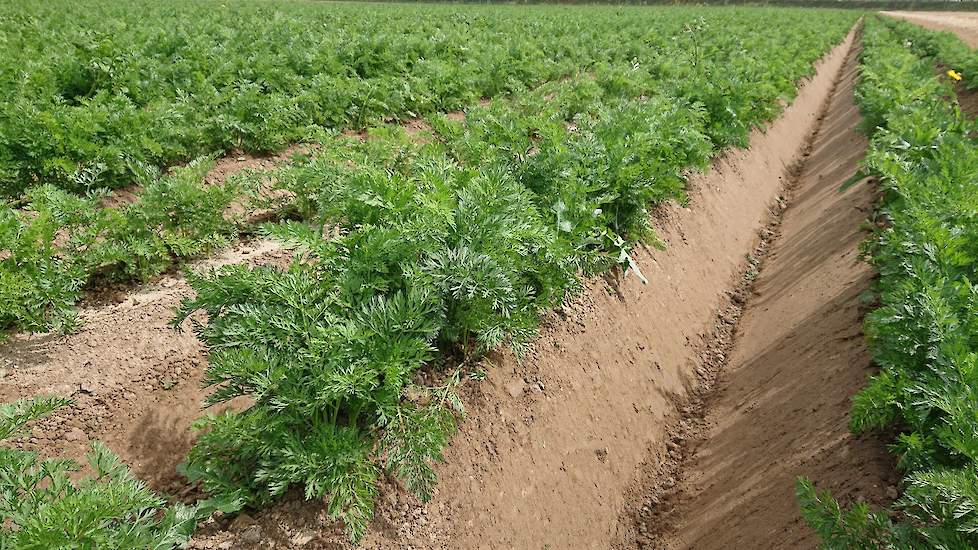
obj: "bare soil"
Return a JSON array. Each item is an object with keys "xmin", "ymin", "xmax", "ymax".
[
  {"xmin": 884, "ymin": 11, "xmax": 978, "ymax": 47},
  {"xmin": 0, "ymin": 24, "xmax": 890, "ymax": 550}
]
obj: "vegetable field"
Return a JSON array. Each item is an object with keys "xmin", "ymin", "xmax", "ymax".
[
  {"xmin": 1, "ymin": 1, "xmax": 976, "ymax": 549},
  {"xmin": 0, "ymin": 2, "xmax": 856, "ymax": 338}
]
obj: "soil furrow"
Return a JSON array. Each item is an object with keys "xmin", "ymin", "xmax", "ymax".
[{"xmin": 625, "ymin": 29, "xmax": 896, "ymax": 550}]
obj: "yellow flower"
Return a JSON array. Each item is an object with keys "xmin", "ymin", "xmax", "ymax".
[{"xmin": 947, "ymin": 69, "xmax": 963, "ymax": 82}]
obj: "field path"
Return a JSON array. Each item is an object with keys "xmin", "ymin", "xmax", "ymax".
[
  {"xmin": 623, "ymin": 30, "xmax": 895, "ymax": 549},
  {"xmin": 883, "ymin": 11, "xmax": 978, "ymax": 47}
]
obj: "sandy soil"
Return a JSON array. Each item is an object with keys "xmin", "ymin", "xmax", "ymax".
[
  {"xmin": 0, "ymin": 24, "xmax": 882, "ymax": 550},
  {"xmin": 622, "ymin": 30, "xmax": 895, "ymax": 549},
  {"xmin": 884, "ymin": 11, "xmax": 978, "ymax": 47}
]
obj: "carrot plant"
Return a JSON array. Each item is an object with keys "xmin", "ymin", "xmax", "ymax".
[
  {"xmin": 0, "ymin": 157, "xmax": 239, "ymax": 335},
  {"xmin": 0, "ymin": 396, "xmax": 204, "ymax": 549}
]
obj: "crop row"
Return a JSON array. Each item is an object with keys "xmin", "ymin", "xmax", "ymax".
[
  {"xmin": 0, "ymin": 160, "xmax": 240, "ymax": 334},
  {"xmin": 0, "ymin": 2, "xmax": 688, "ymax": 336},
  {"xmin": 877, "ymin": 15, "xmax": 978, "ymax": 90},
  {"xmin": 798, "ymin": 17, "xmax": 978, "ymax": 548}
]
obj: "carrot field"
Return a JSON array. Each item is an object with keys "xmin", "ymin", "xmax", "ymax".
[{"xmin": 2, "ymin": 2, "xmax": 977, "ymax": 549}]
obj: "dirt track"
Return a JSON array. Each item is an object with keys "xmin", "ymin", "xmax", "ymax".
[
  {"xmin": 1, "ymin": 23, "xmax": 892, "ymax": 550},
  {"xmin": 884, "ymin": 11, "xmax": 978, "ymax": 46}
]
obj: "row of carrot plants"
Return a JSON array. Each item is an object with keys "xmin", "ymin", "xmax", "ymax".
[
  {"xmin": 798, "ymin": 17, "xmax": 978, "ymax": 549},
  {"xmin": 0, "ymin": 6, "xmax": 853, "ymax": 335},
  {"xmin": 0, "ymin": 1, "xmax": 730, "ymax": 197},
  {"xmin": 877, "ymin": 15, "xmax": 978, "ymax": 90},
  {"xmin": 0, "ymin": 160, "xmax": 240, "ymax": 334}
]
